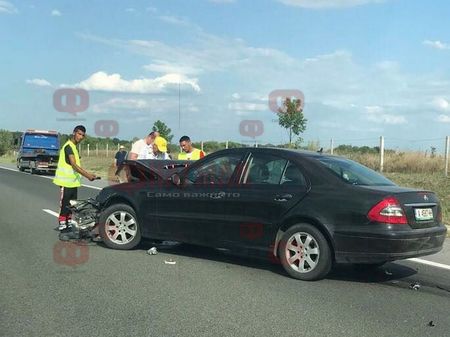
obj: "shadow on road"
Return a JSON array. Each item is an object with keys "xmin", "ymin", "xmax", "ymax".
[{"xmin": 131, "ymin": 239, "xmax": 422, "ymax": 284}]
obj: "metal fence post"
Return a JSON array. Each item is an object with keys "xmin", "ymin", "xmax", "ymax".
[
  {"xmin": 445, "ymin": 136, "xmax": 449, "ymax": 177},
  {"xmin": 380, "ymin": 136, "xmax": 384, "ymax": 172}
]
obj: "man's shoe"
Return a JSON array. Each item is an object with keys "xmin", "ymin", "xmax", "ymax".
[{"xmin": 91, "ymin": 235, "xmax": 103, "ymax": 243}]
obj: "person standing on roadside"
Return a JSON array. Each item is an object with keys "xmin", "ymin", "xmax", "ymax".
[
  {"xmin": 150, "ymin": 136, "xmax": 171, "ymax": 159},
  {"xmin": 53, "ymin": 125, "xmax": 97, "ymax": 233},
  {"xmin": 177, "ymin": 135, "xmax": 205, "ymax": 160},
  {"xmin": 129, "ymin": 131, "xmax": 160, "ymax": 160},
  {"xmin": 114, "ymin": 145, "xmax": 128, "ymax": 175}
]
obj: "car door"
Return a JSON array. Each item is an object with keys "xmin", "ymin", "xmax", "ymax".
[
  {"xmin": 151, "ymin": 152, "xmax": 246, "ymax": 245},
  {"xmin": 222, "ymin": 152, "xmax": 310, "ymax": 250}
]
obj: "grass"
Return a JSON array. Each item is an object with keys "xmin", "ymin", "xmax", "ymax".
[{"xmin": 2, "ymin": 150, "xmax": 449, "ymax": 232}]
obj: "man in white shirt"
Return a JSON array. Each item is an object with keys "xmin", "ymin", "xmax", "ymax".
[{"xmin": 129, "ymin": 131, "xmax": 160, "ymax": 160}]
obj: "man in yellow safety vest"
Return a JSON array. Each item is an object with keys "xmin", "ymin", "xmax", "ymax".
[
  {"xmin": 177, "ymin": 135, "xmax": 205, "ymax": 160},
  {"xmin": 53, "ymin": 125, "xmax": 97, "ymax": 234}
]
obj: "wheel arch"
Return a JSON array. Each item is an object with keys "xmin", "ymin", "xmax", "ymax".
[{"xmin": 273, "ymin": 216, "xmax": 336, "ymax": 262}]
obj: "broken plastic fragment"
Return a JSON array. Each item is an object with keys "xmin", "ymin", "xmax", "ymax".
[
  {"xmin": 164, "ymin": 259, "xmax": 176, "ymax": 265},
  {"xmin": 147, "ymin": 247, "xmax": 158, "ymax": 255},
  {"xmin": 384, "ymin": 270, "xmax": 393, "ymax": 276},
  {"xmin": 409, "ymin": 282, "xmax": 421, "ymax": 290}
]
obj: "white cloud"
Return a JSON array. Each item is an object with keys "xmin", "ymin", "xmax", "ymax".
[
  {"xmin": 146, "ymin": 6, "xmax": 157, "ymax": 13},
  {"xmin": 74, "ymin": 71, "xmax": 201, "ymax": 94},
  {"xmin": 0, "ymin": 1, "xmax": 17, "ymax": 14},
  {"xmin": 423, "ymin": 40, "xmax": 450, "ymax": 50},
  {"xmin": 159, "ymin": 15, "xmax": 190, "ymax": 26},
  {"xmin": 364, "ymin": 106, "xmax": 407, "ymax": 125},
  {"xmin": 277, "ymin": 0, "xmax": 385, "ymax": 9},
  {"xmin": 432, "ymin": 97, "xmax": 450, "ymax": 111},
  {"xmin": 228, "ymin": 102, "xmax": 267, "ymax": 111},
  {"xmin": 125, "ymin": 8, "xmax": 136, "ymax": 13},
  {"xmin": 51, "ymin": 9, "xmax": 62, "ymax": 16},
  {"xmin": 143, "ymin": 61, "xmax": 201, "ymax": 75},
  {"xmin": 26, "ymin": 78, "xmax": 52, "ymax": 87},
  {"xmin": 92, "ymin": 98, "xmax": 151, "ymax": 113},
  {"xmin": 436, "ymin": 115, "xmax": 450, "ymax": 123}
]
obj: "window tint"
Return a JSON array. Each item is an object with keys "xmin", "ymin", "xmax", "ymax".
[
  {"xmin": 280, "ymin": 162, "xmax": 306, "ymax": 186},
  {"xmin": 317, "ymin": 157, "xmax": 395, "ymax": 186},
  {"xmin": 186, "ymin": 154, "xmax": 242, "ymax": 184},
  {"xmin": 244, "ymin": 154, "xmax": 288, "ymax": 185}
]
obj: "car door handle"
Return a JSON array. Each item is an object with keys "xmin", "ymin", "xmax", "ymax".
[{"xmin": 274, "ymin": 194, "xmax": 293, "ymax": 202}]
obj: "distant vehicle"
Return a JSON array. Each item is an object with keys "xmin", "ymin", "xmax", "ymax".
[
  {"xmin": 16, "ymin": 129, "xmax": 60, "ymax": 174},
  {"xmin": 72, "ymin": 148, "xmax": 447, "ymax": 281}
]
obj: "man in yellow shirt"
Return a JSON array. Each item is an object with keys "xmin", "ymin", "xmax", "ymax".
[
  {"xmin": 178, "ymin": 135, "xmax": 205, "ymax": 160},
  {"xmin": 53, "ymin": 125, "xmax": 97, "ymax": 233}
]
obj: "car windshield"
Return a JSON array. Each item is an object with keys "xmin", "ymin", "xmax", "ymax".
[
  {"xmin": 23, "ymin": 134, "xmax": 59, "ymax": 149},
  {"xmin": 316, "ymin": 157, "xmax": 395, "ymax": 186}
]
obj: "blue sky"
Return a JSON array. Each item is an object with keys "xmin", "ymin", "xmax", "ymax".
[{"xmin": 1, "ymin": 0, "xmax": 450, "ymax": 151}]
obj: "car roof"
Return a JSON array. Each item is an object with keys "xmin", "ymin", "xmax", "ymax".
[{"xmin": 214, "ymin": 147, "xmax": 336, "ymax": 159}]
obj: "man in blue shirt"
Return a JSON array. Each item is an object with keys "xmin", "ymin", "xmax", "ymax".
[{"xmin": 114, "ymin": 145, "xmax": 128, "ymax": 175}]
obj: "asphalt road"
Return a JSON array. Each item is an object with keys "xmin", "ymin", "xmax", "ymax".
[{"xmin": 1, "ymin": 165, "xmax": 450, "ymax": 337}]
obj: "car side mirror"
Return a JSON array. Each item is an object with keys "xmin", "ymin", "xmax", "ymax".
[{"xmin": 170, "ymin": 173, "xmax": 181, "ymax": 186}]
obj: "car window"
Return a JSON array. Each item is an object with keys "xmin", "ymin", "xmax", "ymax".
[
  {"xmin": 280, "ymin": 162, "xmax": 306, "ymax": 186},
  {"xmin": 243, "ymin": 154, "xmax": 288, "ymax": 185},
  {"xmin": 186, "ymin": 154, "xmax": 242, "ymax": 184},
  {"xmin": 316, "ymin": 157, "xmax": 395, "ymax": 186}
]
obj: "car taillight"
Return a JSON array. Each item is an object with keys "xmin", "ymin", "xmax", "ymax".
[
  {"xmin": 437, "ymin": 207, "xmax": 442, "ymax": 223},
  {"xmin": 367, "ymin": 197, "xmax": 408, "ymax": 224}
]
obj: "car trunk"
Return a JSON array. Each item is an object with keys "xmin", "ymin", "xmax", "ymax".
[{"xmin": 362, "ymin": 185, "xmax": 441, "ymax": 229}]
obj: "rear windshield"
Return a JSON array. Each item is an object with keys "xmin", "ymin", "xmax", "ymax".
[
  {"xmin": 23, "ymin": 134, "xmax": 59, "ymax": 149},
  {"xmin": 316, "ymin": 157, "xmax": 395, "ymax": 186}
]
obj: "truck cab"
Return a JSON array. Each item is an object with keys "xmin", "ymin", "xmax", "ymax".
[{"xmin": 16, "ymin": 129, "xmax": 60, "ymax": 174}]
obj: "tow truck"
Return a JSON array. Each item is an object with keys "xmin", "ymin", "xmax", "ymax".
[{"xmin": 16, "ymin": 129, "xmax": 60, "ymax": 174}]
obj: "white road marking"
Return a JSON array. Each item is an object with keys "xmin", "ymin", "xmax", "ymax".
[
  {"xmin": 0, "ymin": 165, "xmax": 18, "ymax": 173},
  {"xmin": 407, "ymin": 258, "xmax": 450, "ymax": 271},
  {"xmin": 43, "ymin": 209, "xmax": 59, "ymax": 217},
  {"xmin": 0, "ymin": 165, "xmax": 102, "ymax": 190}
]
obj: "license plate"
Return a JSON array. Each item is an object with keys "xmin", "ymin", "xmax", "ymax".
[{"xmin": 414, "ymin": 208, "xmax": 433, "ymax": 221}]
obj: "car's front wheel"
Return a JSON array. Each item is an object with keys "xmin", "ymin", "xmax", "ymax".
[
  {"xmin": 99, "ymin": 203, "xmax": 141, "ymax": 250},
  {"xmin": 278, "ymin": 223, "xmax": 332, "ymax": 281}
]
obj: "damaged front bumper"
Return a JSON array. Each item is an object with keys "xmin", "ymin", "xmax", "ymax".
[{"xmin": 68, "ymin": 198, "xmax": 101, "ymax": 231}]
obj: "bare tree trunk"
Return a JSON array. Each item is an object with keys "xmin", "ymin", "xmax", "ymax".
[{"xmin": 289, "ymin": 128, "xmax": 292, "ymax": 146}]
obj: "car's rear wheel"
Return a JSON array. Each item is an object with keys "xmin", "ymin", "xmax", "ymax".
[
  {"xmin": 99, "ymin": 203, "xmax": 141, "ymax": 250},
  {"xmin": 278, "ymin": 223, "xmax": 332, "ymax": 281}
]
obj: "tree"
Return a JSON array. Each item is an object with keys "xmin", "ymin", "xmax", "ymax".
[
  {"xmin": 0, "ymin": 129, "xmax": 13, "ymax": 156},
  {"xmin": 152, "ymin": 120, "xmax": 173, "ymax": 143},
  {"xmin": 277, "ymin": 97, "xmax": 307, "ymax": 147}
]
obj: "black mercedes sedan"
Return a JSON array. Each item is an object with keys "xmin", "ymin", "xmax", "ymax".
[{"xmin": 87, "ymin": 148, "xmax": 446, "ymax": 281}]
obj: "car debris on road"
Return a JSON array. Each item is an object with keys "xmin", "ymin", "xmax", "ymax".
[
  {"xmin": 409, "ymin": 282, "xmax": 421, "ymax": 290},
  {"xmin": 147, "ymin": 247, "xmax": 158, "ymax": 255}
]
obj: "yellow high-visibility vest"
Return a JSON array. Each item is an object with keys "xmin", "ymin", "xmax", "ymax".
[
  {"xmin": 53, "ymin": 140, "xmax": 82, "ymax": 187},
  {"xmin": 178, "ymin": 148, "xmax": 204, "ymax": 160}
]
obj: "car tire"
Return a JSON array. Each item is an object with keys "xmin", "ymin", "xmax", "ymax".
[
  {"xmin": 98, "ymin": 203, "xmax": 141, "ymax": 250},
  {"xmin": 278, "ymin": 223, "xmax": 332, "ymax": 281}
]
